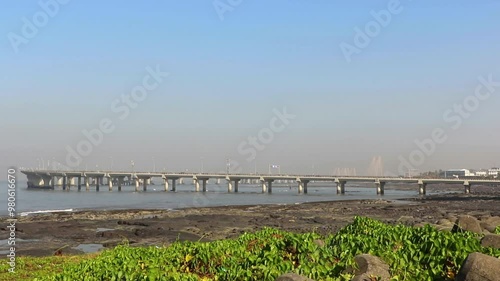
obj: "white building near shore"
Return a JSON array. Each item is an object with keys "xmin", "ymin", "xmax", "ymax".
[
  {"xmin": 443, "ymin": 169, "xmax": 474, "ymax": 178},
  {"xmin": 488, "ymin": 168, "xmax": 500, "ymax": 177},
  {"xmin": 441, "ymin": 168, "xmax": 498, "ymax": 178},
  {"xmin": 475, "ymin": 171, "xmax": 488, "ymax": 177}
]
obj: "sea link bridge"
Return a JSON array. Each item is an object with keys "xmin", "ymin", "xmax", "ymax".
[{"xmin": 21, "ymin": 170, "xmax": 500, "ymax": 195}]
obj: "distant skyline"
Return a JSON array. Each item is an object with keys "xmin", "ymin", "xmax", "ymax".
[{"xmin": 1, "ymin": 1, "xmax": 500, "ymax": 180}]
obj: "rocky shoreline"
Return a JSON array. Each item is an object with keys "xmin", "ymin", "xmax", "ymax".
[{"xmin": 2, "ymin": 184, "xmax": 500, "ymax": 257}]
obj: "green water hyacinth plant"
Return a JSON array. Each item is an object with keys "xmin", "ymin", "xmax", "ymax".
[{"xmin": 31, "ymin": 217, "xmax": 499, "ymax": 281}]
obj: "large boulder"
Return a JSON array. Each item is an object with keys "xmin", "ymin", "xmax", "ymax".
[
  {"xmin": 432, "ymin": 223, "xmax": 453, "ymax": 232},
  {"xmin": 456, "ymin": 252, "xmax": 500, "ymax": 281},
  {"xmin": 481, "ymin": 234, "xmax": 500, "ymax": 249},
  {"xmin": 437, "ymin": 219, "xmax": 453, "ymax": 226},
  {"xmin": 481, "ymin": 216, "xmax": 500, "ymax": 228},
  {"xmin": 480, "ymin": 222, "xmax": 497, "ymax": 233},
  {"xmin": 446, "ymin": 214, "xmax": 458, "ymax": 223},
  {"xmin": 349, "ymin": 254, "xmax": 390, "ymax": 281},
  {"xmin": 479, "ymin": 216, "xmax": 500, "ymax": 233},
  {"xmin": 276, "ymin": 273, "xmax": 314, "ymax": 281},
  {"xmin": 453, "ymin": 216, "xmax": 483, "ymax": 234}
]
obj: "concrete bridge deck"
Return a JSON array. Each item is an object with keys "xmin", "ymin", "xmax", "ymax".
[{"xmin": 20, "ymin": 170, "xmax": 500, "ymax": 195}]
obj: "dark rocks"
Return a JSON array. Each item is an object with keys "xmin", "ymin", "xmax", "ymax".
[
  {"xmin": 481, "ymin": 216, "xmax": 500, "ymax": 227},
  {"xmin": 0, "ymin": 227, "xmax": 23, "ymax": 232},
  {"xmin": 102, "ymin": 240, "xmax": 136, "ymax": 248},
  {"xmin": 434, "ymin": 224, "xmax": 453, "ymax": 232},
  {"xmin": 349, "ymin": 254, "xmax": 390, "ymax": 281},
  {"xmin": 446, "ymin": 214, "xmax": 458, "ymax": 223},
  {"xmin": 480, "ymin": 222, "xmax": 497, "ymax": 233},
  {"xmin": 397, "ymin": 216, "xmax": 415, "ymax": 226},
  {"xmin": 134, "ymin": 229, "xmax": 147, "ymax": 236},
  {"xmin": 96, "ymin": 231, "xmax": 123, "ymax": 238},
  {"xmin": 481, "ymin": 234, "xmax": 500, "ymax": 249},
  {"xmin": 276, "ymin": 273, "xmax": 314, "ymax": 281},
  {"xmin": 432, "ymin": 219, "xmax": 455, "ymax": 232},
  {"xmin": 478, "ymin": 216, "xmax": 500, "ymax": 233},
  {"xmin": 453, "ymin": 216, "xmax": 483, "ymax": 234},
  {"xmin": 446, "ymin": 215, "xmax": 500, "ymax": 234},
  {"xmin": 117, "ymin": 220, "xmax": 149, "ymax": 226},
  {"xmin": 456, "ymin": 252, "xmax": 500, "ymax": 281},
  {"xmin": 437, "ymin": 219, "xmax": 453, "ymax": 226}
]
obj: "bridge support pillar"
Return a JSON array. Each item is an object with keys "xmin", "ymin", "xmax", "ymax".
[
  {"xmin": 376, "ymin": 181, "xmax": 385, "ymax": 195},
  {"xmin": 164, "ymin": 179, "xmax": 169, "ymax": 192},
  {"xmin": 41, "ymin": 176, "xmax": 51, "ymax": 188},
  {"xmin": 67, "ymin": 177, "xmax": 72, "ymax": 190},
  {"xmin": 267, "ymin": 180, "xmax": 274, "ymax": 194},
  {"xmin": 202, "ymin": 179, "xmax": 207, "ymax": 192},
  {"xmin": 298, "ymin": 180, "xmax": 309, "ymax": 194},
  {"xmin": 261, "ymin": 180, "xmax": 267, "ymax": 193},
  {"xmin": 179, "ymin": 178, "xmax": 184, "ymax": 185},
  {"xmin": 143, "ymin": 179, "xmax": 147, "ymax": 192},
  {"xmin": 227, "ymin": 180, "xmax": 233, "ymax": 193},
  {"xmin": 216, "ymin": 178, "xmax": 221, "ymax": 185},
  {"xmin": 118, "ymin": 177, "xmax": 123, "ymax": 192},
  {"xmin": 96, "ymin": 177, "xmax": 100, "ymax": 192},
  {"xmin": 464, "ymin": 182, "xmax": 471, "ymax": 194},
  {"xmin": 77, "ymin": 176, "xmax": 82, "ymax": 191},
  {"xmin": 336, "ymin": 181, "xmax": 346, "ymax": 194},
  {"xmin": 62, "ymin": 176, "xmax": 67, "ymax": 191},
  {"xmin": 108, "ymin": 177, "xmax": 113, "ymax": 191},
  {"xmin": 26, "ymin": 174, "xmax": 41, "ymax": 188},
  {"xmin": 418, "ymin": 183, "xmax": 427, "ymax": 195},
  {"xmin": 85, "ymin": 177, "xmax": 90, "ymax": 191},
  {"xmin": 172, "ymin": 179, "xmax": 177, "ymax": 192},
  {"xmin": 195, "ymin": 180, "xmax": 200, "ymax": 192},
  {"xmin": 234, "ymin": 180, "xmax": 239, "ymax": 193},
  {"xmin": 134, "ymin": 179, "xmax": 139, "ymax": 192},
  {"xmin": 51, "ymin": 176, "xmax": 56, "ymax": 189}
]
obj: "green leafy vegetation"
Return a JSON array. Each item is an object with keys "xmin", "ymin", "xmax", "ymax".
[
  {"xmin": 3, "ymin": 217, "xmax": 499, "ymax": 281},
  {"xmin": 495, "ymin": 226, "xmax": 500, "ymax": 234},
  {"xmin": 0, "ymin": 254, "xmax": 96, "ymax": 281}
]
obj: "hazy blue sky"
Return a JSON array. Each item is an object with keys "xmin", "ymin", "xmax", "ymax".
[{"xmin": 1, "ymin": 1, "xmax": 500, "ymax": 179}]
